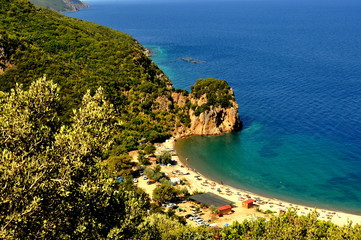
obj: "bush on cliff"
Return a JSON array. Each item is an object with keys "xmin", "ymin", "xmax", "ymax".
[{"xmin": 191, "ymin": 78, "xmax": 234, "ymax": 116}]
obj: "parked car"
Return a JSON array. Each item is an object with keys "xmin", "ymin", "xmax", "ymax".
[
  {"xmin": 166, "ymin": 203, "xmax": 176, "ymax": 208},
  {"xmin": 195, "ymin": 219, "xmax": 205, "ymax": 225},
  {"xmin": 185, "ymin": 214, "xmax": 193, "ymax": 219},
  {"xmin": 196, "ymin": 221, "xmax": 206, "ymax": 226},
  {"xmin": 133, "ymin": 178, "xmax": 138, "ymax": 183},
  {"xmin": 146, "ymin": 180, "xmax": 155, "ymax": 185},
  {"xmin": 162, "ymin": 202, "xmax": 173, "ymax": 207},
  {"xmin": 142, "ymin": 175, "xmax": 148, "ymax": 180}
]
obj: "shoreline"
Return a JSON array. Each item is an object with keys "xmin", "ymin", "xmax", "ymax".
[{"xmin": 161, "ymin": 137, "xmax": 361, "ymax": 226}]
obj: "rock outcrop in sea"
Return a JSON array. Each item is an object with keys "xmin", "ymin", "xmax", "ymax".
[
  {"xmin": 172, "ymin": 78, "xmax": 242, "ymax": 137},
  {"xmin": 188, "ymin": 92, "xmax": 241, "ymax": 135}
]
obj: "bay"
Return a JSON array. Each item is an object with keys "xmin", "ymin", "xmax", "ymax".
[{"xmin": 66, "ymin": 0, "xmax": 361, "ymax": 214}]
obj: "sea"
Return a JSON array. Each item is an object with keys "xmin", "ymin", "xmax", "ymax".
[{"xmin": 66, "ymin": 0, "xmax": 361, "ymax": 214}]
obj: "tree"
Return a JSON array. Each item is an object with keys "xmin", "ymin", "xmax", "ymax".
[
  {"xmin": 143, "ymin": 144, "xmax": 156, "ymax": 155},
  {"xmin": 190, "ymin": 78, "xmax": 234, "ymax": 116},
  {"xmin": 138, "ymin": 213, "xmax": 215, "ymax": 240},
  {"xmin": 0, "ymin": 76, "xmax": 60, "ymax": 157},
  {"xmin": 209, "ymin": 205, "xmax": 220, "ymax": 215},
  {"xmin": 144, "ymin": 165, "xmax": 166, "ymax": 182},
  {"xmin": 0, "ymin": 78, "xmax": 148, "ymax": 239},
  {"xmin": 137, "ymin": 150, "xmax": 150, "ymax": 165},
  {"xmin": 152, "ymin": 184, "xmax": 178, "ymax": 204},
  {"xmin": 218, "ymin": 210, "xmax": 361, "ymax": 239},
  {"xmin": 157, "ymin": 151, "xmax": 172, "ymax": 165},
  {"xmin": 102, "ymin": 154, "xmax": 135, "ymax": 177}
]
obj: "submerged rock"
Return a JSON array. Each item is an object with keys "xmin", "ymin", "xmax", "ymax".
[{"xmin": 181, "ymin": 57, "xmax": 205, "ymax": 64}]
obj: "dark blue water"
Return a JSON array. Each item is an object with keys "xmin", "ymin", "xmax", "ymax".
[{"xmin": 67, "ymin": 0, "xmax": 361, "ymax": 214}]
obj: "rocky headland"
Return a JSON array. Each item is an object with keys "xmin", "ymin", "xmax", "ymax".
[
  {"xmin": 29, "ymin": 0, "xmax": 89, "ymax": 13},
  {"xmin": 171, "ymin": 78, "xmax": 242, "ymax": 137},
  {"xmin": 62, "ymin": 0, "xmax": 89, "ymax": 12}
]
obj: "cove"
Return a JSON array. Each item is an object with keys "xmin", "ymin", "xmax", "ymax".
[{"xmin": 67, "ymin": 0, "xmax": 361, "ymax": 214}]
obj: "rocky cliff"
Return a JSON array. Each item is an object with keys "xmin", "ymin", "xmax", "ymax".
[
  {"xmin": 187, "ymin": 94, "xmax": 241, "ymax": 136},
  {"xmin": 29, "ymin": 0, "xmax": 89, "ymax": 13},
  {"xmin": 0, "ymin": 35, "xmax": 13, "ymax": 74},
  {"xmin": 62, "ymin": 0, "xmax": 89, "ymax": 12},
  {"xmin": 0, "ymin": 46, "xmax": 7, "ymax": 74},
  {"xmin": 172, "ymin": 78, "xmax": 242, "ymax": 137},
  {"xmin": 0, "ymin": 0, "xmax": 241, "ymax": 146}
]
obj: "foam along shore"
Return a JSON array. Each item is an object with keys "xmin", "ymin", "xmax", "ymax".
[{"xmin": 157, "ymin": 137, "xmax": 361, "ymax": 226}]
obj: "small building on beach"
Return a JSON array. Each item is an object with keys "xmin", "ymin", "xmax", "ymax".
[
  {"xmin": 242, "ymin": 199, "xmax": 255, "ymax": 209},
  {"xmin": 190, "ymin": 192, "xmax": 234, "ymax": 208},
  {"xmin": 217, "ymin": 205, "xmax": 232, "ymax": 215}
]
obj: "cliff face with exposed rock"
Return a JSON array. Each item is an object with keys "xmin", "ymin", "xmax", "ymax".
[
  {"xmin": 187, "ymin": 95, "xmax": 241, "ymax": 136},
  {"xmin": 62, "ymin": 0, "xmax": 89, "ymax": 12},
  {"xmin": 172, "ymin": 78, "xmax": 242, "ymax": 137},
  {"xmin": 29, "ymin": 0, "xmax": 89, "ymax": 13},
  {"xmin": 0, "ymin": 36, "xmax": 13, "ymax": 74},
  {"xmin": 0, "ymin": 46, "xmax": 7, "ymax": 74}
]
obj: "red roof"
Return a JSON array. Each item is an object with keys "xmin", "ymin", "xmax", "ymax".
[
  {"xmin": 217, "ymin": 205, "xmax": 232, "ymax": 211},
  {"xmin": 243, "ymin": 199, "xmax": 255, "ymax": 204}
]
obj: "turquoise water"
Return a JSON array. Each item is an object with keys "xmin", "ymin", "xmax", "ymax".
[
  {"xmin": 67, "ymin": 0, "xmax": 361, "ymax": 214},
  {"xmin": 175, "ymin": 130, "xmax": 361, "ymax": 213}
]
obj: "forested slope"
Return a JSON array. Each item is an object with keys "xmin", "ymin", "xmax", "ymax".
[
  {"xmin": 1, "ymin": 1, "xmax": 360, "ymax": 239},
  {"xmin": 0, "ymin": 0, "xmax": 182, "ymax": 151},
  {"xmin": 0, "ymin": 0, "xmax": 242, "ymax": 152}
]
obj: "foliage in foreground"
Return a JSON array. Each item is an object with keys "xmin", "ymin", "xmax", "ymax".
[
  {"xmin": 219, "ymin": 210, "xmax": 361, "ymax": 240},
  {"xmin": 1, "ymin": 74, "xmax": 361, "ymax": 240},
  {"xmin": 0, "ymin": 77, "xmax": 148, "ymax": 239},
  {"xmin": 1, "ymin": 1, "xmax": 361, "ymax": 239}
]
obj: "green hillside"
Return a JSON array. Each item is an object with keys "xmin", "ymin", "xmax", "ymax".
[
  {"xmin": 29, "ymin": 0, "xmax": 67, "ymax": 11},
  {"xmin": 0, "ymin": 0, "xmax": 185, "ymax": 151},
  {"xmin": 1, "ymin": 0, "xmax": 361, "ymax": 239}
]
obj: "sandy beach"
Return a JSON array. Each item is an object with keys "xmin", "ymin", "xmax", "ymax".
[{"xmin": 135, "ymin": 138, "xmax": 361, "ymax": 227}]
